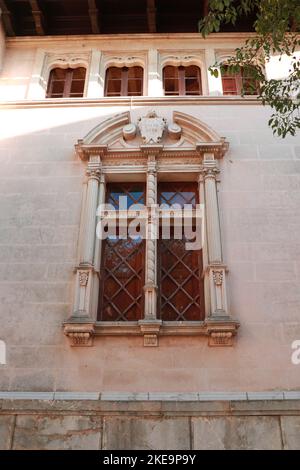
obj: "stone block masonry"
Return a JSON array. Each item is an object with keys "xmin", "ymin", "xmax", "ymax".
[{"xmin": 0, "ymin": 396, "xmax": 300, "ymax": 450}]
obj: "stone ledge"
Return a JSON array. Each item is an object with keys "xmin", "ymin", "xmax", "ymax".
[
  {"xmin": 0, "ymin": 392, "xmax": 300, "ymax": 416},
  {"xmin": 1, "ymin": 391, "xmax": 299, "ymax": 402},
  {"xmin": 0, "ymin": 96, "xmax": 262, "ymax": 110},
  {"xmin": 63, "ymin": 319, "xmax": 240, "ymax": 347}
]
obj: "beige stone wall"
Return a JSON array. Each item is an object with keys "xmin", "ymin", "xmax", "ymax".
[
  {"xmin": 0, "ymin": 100, "xmax": 299, "ymax": 393},
  {"xmin": 0, "ymin": 397, "xmax": 300, "ymax": 450},
  {"xmin": 0, "ymin": 34, "xmax": 300, "ymax": 394}
]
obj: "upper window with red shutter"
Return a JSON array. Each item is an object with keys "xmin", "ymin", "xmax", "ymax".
[
  {"xmin": 221, "ymin": 65, "xmax": 260, "ymax": 96},
  {"xmin": 163, "ymin": 65, "xmax": 202, "ymax": 96}
]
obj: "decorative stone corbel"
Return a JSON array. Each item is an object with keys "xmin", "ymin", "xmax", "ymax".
[
  {"xmin": 138, "ymin": 320, "xmax": 162, "ymax": 347},
  {"xmin": 206, "ymin": 319, "xmax": 239, "ymax": 347},
  {"xmin": 63, "ymin": 322, "xmax": 95, "ymax": 347}
]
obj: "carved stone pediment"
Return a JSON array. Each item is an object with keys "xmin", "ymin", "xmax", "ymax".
[
  {"xmin": 138, "ymin": 111, "xmax": 167, "ymax": 144},
  {"xmin": 76, "ymin": 111, "xmax": 229, "ymax": 160}
]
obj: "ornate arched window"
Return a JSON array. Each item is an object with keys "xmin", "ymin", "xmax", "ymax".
[
  {"xmin": 105, "ymin": 66, "xmax": 144, "ymax": 97},
  {"xmin": 46, "ymin": 67, "xmax": 87, "ymax": 98},
  {"xmin": 163, "ymin": 65, "xmax": 202, "ymax": 96}
]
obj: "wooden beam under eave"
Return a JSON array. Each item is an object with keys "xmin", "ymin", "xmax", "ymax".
[
  {"xmin": 203, "ymin": 0, "xmax": 209, "ymax": 17},
  {"xmin": 147, "ymin": 0, "xmax": 156, "ymax": 33},
  {"xmin": 0, "ymin": 0, "xmax": 15, "ymax": 36},
  {"xmin": 88, "ymin": 0, "xmax": 100, "ymax": 34},
  {"xmin": 29, "ymin": 0, "xmax": 45, "ymax": 35}
]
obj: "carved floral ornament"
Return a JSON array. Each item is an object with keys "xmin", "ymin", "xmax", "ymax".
[
  {"xmin": 160, "ymin": 52, "xmax": 205, "ymax": 69},
  {"xmin": 103, "ymin": 55, "xmax": 145, "ymax": 69},
  {"xmin": 79, "ymin": 271, "xmax": 89, "ymax": 287},
  {"xmin": 42, "ymin": 52, "xmax": 91, "ymax": 77},
  {"xmin": 212, "ymin": 269, "xmax": 223, "ymax": 286}
]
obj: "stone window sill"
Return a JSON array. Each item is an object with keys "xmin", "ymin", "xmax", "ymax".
[{"xmin": 63, "ymin": 318, "xmax": 239, "ymax": 347}]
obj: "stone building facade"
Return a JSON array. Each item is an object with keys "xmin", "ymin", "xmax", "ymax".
[{"xmin": 0, "ymin": 5, "xmax": 300, "ymax": 450}]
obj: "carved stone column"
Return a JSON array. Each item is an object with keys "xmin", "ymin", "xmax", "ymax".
[
  {"xmin": 81, "ymin": 167, "xmax": 101, "ymax": 266},
  {"xmin": 148, "ymin": 48, "xmax": 164, "ymax": 97},
  {"xmin": 86, "ymin": 49, "xmax": 103, "ymax": 98},
  {"xmin": 139, "ymin": 153, "xmax": 161, "ymax": 346},
  {"xmin": 205, "ymin": 48, "xmax": 223, "ymax": 96},
  {"xmin": 64, "ymin": 158, "xmax": 103, "ymax": 346},
  {"xmin": 201, "ymin": 153, "xmax": 239, "ymax": 346},
  {"xmin": 144, "ymin": 157, "xmax": 158, "ymax": 319}
]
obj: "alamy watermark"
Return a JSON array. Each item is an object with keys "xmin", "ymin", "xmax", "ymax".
[
  {"xmin": 291, "ymin": 340, "xmax": 300, "ymax": 365},
  {"xmin": 96, "ymin": 196, "xmax": 205, "ymax": 250},
  {"xmin": 0, "ymin": 340, "xmax": 6, "ymax": 365}
]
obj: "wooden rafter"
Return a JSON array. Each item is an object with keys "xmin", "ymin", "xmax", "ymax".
[
  {"xmin": 147, "ymin": 0, "xmax": 156, "ymax": 33},
  {"xmin": 203, "ymin": 0, "xmax": 209, "ymax": 17},
  {"xmin": 0, "ymin": 0, "xmax": 15, "ymax": 36},
  {"xmin": 29, "ymin": 0, "xmax": 45, "ymax": 35},
  {"xmin": 88, "ymin": 0, "xmax": 100, "ymax": 34}
]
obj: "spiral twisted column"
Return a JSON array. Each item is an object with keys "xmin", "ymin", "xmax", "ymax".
[{"xmin": 144, "ymin": 158, "xmax": 158, "ymax": 320}]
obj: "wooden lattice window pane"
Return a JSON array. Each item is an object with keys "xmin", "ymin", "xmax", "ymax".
[
  {"xmin": 158, "ymin": 233, "xmax": 205, "ymax": 321},
  {"xmin": 163, "ymin": 65, "xmax": 180, "ymax": 95},
  {"xmin": 159, "ymin": 182, "xmax": 198, "ymax": 208},
  {"xmin": 127, "ymin": 66, "xmax": 144, "ymax": 96},
  {"xmin": 184, "ymin": 65, "xmax": 202, "ymax": 95},
  {"xmin": 163, "ymin": 65, "xmax": 202, "ymax": 96},
  {"xmin": 99, "ymin": 236, "xmax": 145, "ymax": 321},
  {"xmin": 107, "ymin": 183, "xmax": 145, "ymax": 209},
  {"xmin": 98, "ymin": 183, "xmax": 146, "ymax": 321},
  {"xmin": 105, "ymin": 66, "xmax": 143, "ymax": 97},
  {"xmin": 105, "ymin": 67, "xmax": 122, "ymax": 96},
  {"xmin": 158, "ymin": 182, "xmax": 204, "ymax": 321},
  {"xmin": 221, "ymin": 65, "xmax": 259, "ymax": 95},
  {"xmin": 47, "ymin": 67, "xmax": 86, "ymax": 98}
]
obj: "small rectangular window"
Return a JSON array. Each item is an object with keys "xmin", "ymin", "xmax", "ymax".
[
  {"xmin": 98, "ymin": 183, "xmax": 146, "ymax": 321},
  {"xmin": 46, "ymin": 67, "xmax": 86, "ymax": 98},
  {"xmin": 105, "ymin": 66, "xmax": 144, "ymax": 97},
  {"xmin": 163, "ymin": 65, "xmax": 202, "ymax": 96},
  {"xmin": 158, "ymin": 182, "xmax": 204, "ymax": 321}
]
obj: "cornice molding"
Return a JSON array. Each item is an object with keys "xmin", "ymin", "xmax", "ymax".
[
  {"xmin": 0, "ymin": 96, "xmax": 261, "ymax": 109},
  {"xmin": 5, "ymin": 32, "xmax": 258, "ymax": 47}
]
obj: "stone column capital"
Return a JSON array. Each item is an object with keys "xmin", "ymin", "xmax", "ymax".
[
  {"xmin": 201, "ymin": 165, "xmax": 220, "ymax": 180},
  {"xmin": 86, "ymin": 168, "xmax": 102, "ymax": 181}
]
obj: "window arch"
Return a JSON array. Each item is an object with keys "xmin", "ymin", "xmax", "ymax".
[
  {"xmin": 46, "ymin": 67, "xmax": 87, "ymax": 98},
  {"xmin": 163, "ymin": 65, "xmax": 202, "ymax": 96},
  {"xmin": 105, "ymin": 66, "xmax": 144, "ymax": 97}
]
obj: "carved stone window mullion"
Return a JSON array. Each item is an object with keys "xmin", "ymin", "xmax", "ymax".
[{"xmin": 139, "ymin": 153, "xmax": 162, "ymax": 347}]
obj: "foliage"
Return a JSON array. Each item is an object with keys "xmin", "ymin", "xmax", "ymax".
[{"xmin": 199, "ymin": 0, "xmax": 300, "ymax": 137}]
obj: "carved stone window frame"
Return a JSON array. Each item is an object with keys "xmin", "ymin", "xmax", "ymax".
[
  {"xmin": 215, "ymin": 50, "xmax": 261, "ymax": 97},
  {"xmin": 100, "ymin": 52, "xmax": 148, "ymax": 97},
  {"xmin": 159, "ymin": 50, "xmax": 208, "ymax": 96},
  {"xmin": 27, "ymin": 49, "xmax": 91, "ymax": 99},
  {"xmin": 63, "ymin": 111, "xmax": 239, "ymax": 348}
]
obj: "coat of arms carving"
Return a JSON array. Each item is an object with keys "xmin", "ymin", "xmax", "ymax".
[{"xmin": 138, "ymin": 111, "xmax": 166, "ymax": 144}]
